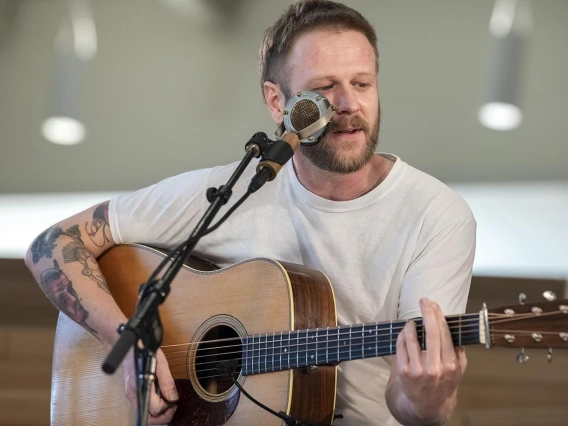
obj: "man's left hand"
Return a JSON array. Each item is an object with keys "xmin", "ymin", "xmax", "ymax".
[{"xmin": 395, "ymin": 297, "xmax": 467, "ymax": 423}]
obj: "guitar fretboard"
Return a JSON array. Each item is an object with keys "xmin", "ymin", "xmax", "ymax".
[{"xmin": 241, "ymin": 313, "xmax": 480, "ymax": 375}]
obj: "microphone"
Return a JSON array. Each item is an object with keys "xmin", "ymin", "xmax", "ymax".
[
  {"xmin": 254, "ymin": 91, "xmax": 335, "ymax": 185},
  {"xmin": 275, "ymin": 90, "xmax": 335, "ymax": 146}
]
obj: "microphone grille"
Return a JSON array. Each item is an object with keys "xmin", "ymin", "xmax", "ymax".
[{"xmin": 290, "ymin": 99, "xmax": 320, "ymax": 131}]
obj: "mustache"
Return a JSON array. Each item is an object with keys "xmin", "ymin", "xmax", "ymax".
[{"xmin": 330, "ymin": 115, "xmax": 370, "ymax": 133}]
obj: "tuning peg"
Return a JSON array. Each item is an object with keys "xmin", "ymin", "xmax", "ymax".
[
  {"xmin": 516, "ymin": 347, "xmax": 529, "ymax": 364},
  {"xmin": 543, "ymin": 291, "xmax": 556, "ymax": 301},
  {"xmin": 548, "ymin": 348, "xmax": 553, "ymax": 363},
  {"xmin": 518, "ymin": 293, "xmax": 527, "ymax": 305}
]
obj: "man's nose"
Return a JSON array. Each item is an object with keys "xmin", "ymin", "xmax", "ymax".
[{"xmin": 333, "ymin": 85, "xmax": 360, "ymax": 115}]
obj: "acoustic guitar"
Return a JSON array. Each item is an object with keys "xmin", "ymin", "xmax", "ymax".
[{"xmin": 50, "ymin": 244, "xmax": 568, "ymax": 425}]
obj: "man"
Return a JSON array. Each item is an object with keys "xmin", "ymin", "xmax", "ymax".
[{"xmin": 25, "ymin": 1, "xmax": 476, "ymax": 425}]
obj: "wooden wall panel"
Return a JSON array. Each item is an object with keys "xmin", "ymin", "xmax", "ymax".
[{"xmin": 0, "ymin": 259, "xmax": 56, "ymax": 426}]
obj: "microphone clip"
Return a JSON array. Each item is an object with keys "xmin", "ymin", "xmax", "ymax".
[{"xmin": 244, "ymin": 132, "xmax": 296, "ymax": 191}]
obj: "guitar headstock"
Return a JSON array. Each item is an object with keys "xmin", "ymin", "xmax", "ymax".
[{"xmin": 486, "ymin": 292, "xmax": 568, "ymax": 362}]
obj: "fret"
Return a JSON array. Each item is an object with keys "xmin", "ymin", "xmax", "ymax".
[
  {"xmin": 307, "ymin": 328, "xmax": 317, "ymax": 366},
  {"xmin": 278, "ymin": 331, "xmax": 283, "ymax": 371},
  {"xmin": 264, "ymin": 332, "xmax": 274, "ymax": 373},
  {"xmin": 362, "ymin": 324, "xmax": 365, "ymax": 359},
  {"xmin": 262, "ymin": 333, "xmax": 269, "ymax": 373},
  {"xmin": 363, "ymin": 324, "xmax": 375, "ymax": 359},
  {"xmin": 251, "ymin": 334, "xmax": 255, "ymax": 374},
  {"xmin": 305, "ymin": 329, "xmax": 309, "ymax": 367},
  {"xmin": 363, "ymin": 324, "xmax": 376, "ymax": 359},
  {"xmin": 349, "ymin": 325, "xmax": 352, "ymax": 361},
  {"xmin": 298, "ymin": 330, "xmax": 300, "ymax": 367},
  {"xmin": 373, "ymin": 323, "xmax": 377, "ymax": 357},
  {"xmin": 256, "ymin": 334, "xmax": 260, "ymax": 375},
  {"xmin": 340, "ymin": 326, "xmax": 351, "ymax": 362},
  {"xmin": 349, "ymin": 325, "xmax": 364, "ymax": 361},
  {"xmin": 316, "ymin": 327, "xmax": 327, "ymax": 365},
  {"xmin": 338, "ymin": 326, "xmax": 351, "ymax": 362},
  {"xmin": 250, "ymin": 334, "xmax": 255, "ymax": 375},
  {"xmin": 337, "ymin": 327, "xmax": 340, "ymax": 362},
  {"xmin": 272, "ymin": 332, "xmax": 276, "ymax": 372},
  {"xmin": 304, "ymin": 331, "xmax": 308, "ymax": 365},
  {"xmin": 314, "ymin": 328, "xmax": 319, "ymax": 365},
  {"xmin": 389, "ymin": 321, "xmax": 393, "ymax": 355},
  {"xmin": 286, "ymin": 331, "xmax": 291, "ymax": 369},
  {"xmin": 325, "ymin": 327, "xmax": 328, "ymax": 364},
  {"xmin": 326, "ymin": 326, "xmax": 340, "ymax": 364},
  {"xmin": 299, "ymin": 329, "xmax": 305, "ymax": 367},
  {"xmin": 459, "ymin": 315, "xmax": 462, "ymax": 346},
  {"xmin": 420, "ymin": 321, "xmax": 426, "ymax": 350},
  {"xmin": 375, "ymin": 322, "xmax": 396, "ymax": 358},
  {"xmin": 242, "ymin": 336, "xmax": 249, "ymax": 375}
]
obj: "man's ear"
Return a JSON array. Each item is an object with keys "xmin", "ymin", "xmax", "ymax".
[{"xmin": 263, "ymin": 81, "xmax": 286, "ymax": 124}]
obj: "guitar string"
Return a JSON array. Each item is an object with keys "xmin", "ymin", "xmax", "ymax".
[
  {"xmin": 162, "ymin": 325, "xmax": 561, "ymax": 364},
  {"xmin": 164, "ymin": 328, "xmax": 563, "ymax": 370},
  {"xmin": 161, "ymin": 316, "xmax": 482, "ymax": 356},
  {"xmin": 159, "ymin": 310, "xmax": 557, "ymax": 352},
  {"xmin": 159, "ymin": 311, "xmax": 563, "ymax": 357},
  {"xmin": 165, "ymin": 329, "xmax": 564, "ymax": 381},
  {"xmin": 163, "ymin": 323, "xmax": 481, "ymax": 362},
  {"xmin": 159, "ymin": 315, "xmax": 482, "ymax": 353}
]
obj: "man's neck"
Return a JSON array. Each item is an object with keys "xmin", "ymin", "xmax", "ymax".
[{"xmin": 292, "ymin": 153, "xmax": 395, "ymax": 202}]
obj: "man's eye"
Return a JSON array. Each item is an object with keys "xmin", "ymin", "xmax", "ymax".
[{"xmin": 315, "ymin": 85, "xmax": 333, "ymax": 91}]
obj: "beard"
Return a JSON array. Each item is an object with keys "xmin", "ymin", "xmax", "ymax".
[{"xmin": 298, "ymin": 105, "xmax": 381, "ymax": 174}]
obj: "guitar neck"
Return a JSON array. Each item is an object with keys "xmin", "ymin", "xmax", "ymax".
[{"xmin": 241, "ymin": 313, "xmax": 480, "ymax": 375}]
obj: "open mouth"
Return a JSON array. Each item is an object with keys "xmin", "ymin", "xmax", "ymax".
[{"xmin": 334, "ymin": 128, "xmax": 361, "ymax": 134}]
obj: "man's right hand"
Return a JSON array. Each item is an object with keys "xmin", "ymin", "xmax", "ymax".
[{"xmin": 123, "ymin": 347, "xmax": 179, "ymax": 424}]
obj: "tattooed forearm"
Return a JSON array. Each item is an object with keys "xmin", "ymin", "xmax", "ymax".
[
  {"xmin": 40, "ymin": 260, "xmax": 98, "ymax": 337},
  {"xmin": 30, "ymin": 224, "xmax": 83, "ymax": 264},
  {"xmin": 85, "ymin": 202, "xmax": 110, "ymax": 248},
  {"xmin": 62, "ymin": 241, "xmax": 111, "ymax": 294}
]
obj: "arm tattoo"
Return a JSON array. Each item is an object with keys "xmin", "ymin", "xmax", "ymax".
[
  {"xmin": 40, "ymin": 260, "xmax": 98, "ymax": 337},
  {"xmin": 30, "ymin": 225, "xmax": 83, "ymax": 264},
  {"xmin": 85, "ymin": 203, "xmax": 111, "ymax": 248},
  {"xmin": 62, "ymin": 241, "xmax": 111, "ymax": 295}
]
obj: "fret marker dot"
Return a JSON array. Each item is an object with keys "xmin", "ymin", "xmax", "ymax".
[
  {"xmin": 343, "ymin": 342, "xmax": 347, "ymax": 345},
  {"xmin": 284, "ymin": 348, "xmax": 287, "ymax": 353},
  {"xmin": 311, "ymin": 355, "xmax": 314, "ymax": 359}
]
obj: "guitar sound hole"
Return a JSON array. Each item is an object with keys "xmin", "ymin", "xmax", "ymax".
[{"xmin": 196, "ymin": 325, "xmax": 242, "ymax": 395}]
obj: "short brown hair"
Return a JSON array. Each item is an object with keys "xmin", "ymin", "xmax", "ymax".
[{"xmin": 259, "ymin": 0, "xmax": 379, "ymax": 100}]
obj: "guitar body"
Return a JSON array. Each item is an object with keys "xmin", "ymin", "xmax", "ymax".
[{"xmin": 51, "ymin": 244, "xmax": 338, "ymax": 426}]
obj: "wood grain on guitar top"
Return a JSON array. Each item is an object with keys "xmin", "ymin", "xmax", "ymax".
[{"xmin": 51, "ymin": 244, "xmax": 338, "ymax": 426}]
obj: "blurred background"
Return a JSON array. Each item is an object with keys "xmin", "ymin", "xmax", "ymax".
[{"xmin": 0, "ymin": 0, "xmax": 566, "ymax": 425}]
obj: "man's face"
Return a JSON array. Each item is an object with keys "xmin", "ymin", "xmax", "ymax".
[
  {"xmin": 285, "ymin": 29, "xmax": 380, "ymax": 174},
  {"xmin": 41, "ymin": 268, "xmax": 88, "ymax": 324}
]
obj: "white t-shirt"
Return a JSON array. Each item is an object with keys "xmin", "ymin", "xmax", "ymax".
[{"xmin": 109, "ymin": 153, "xmax": 476, "ymax": 425}]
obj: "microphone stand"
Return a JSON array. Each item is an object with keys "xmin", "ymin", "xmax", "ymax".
[{"xmin": 101, "ymin": 131, "xmax": 297, "ymax": 426}]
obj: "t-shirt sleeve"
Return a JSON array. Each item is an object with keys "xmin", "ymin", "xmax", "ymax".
[
  {"xmin": 108, "ymin": 168, "xmax": 213, "ymax": 249},
  {"xmin": 398, "ymin": 210, "xmax": 477, "ymax": 321}
]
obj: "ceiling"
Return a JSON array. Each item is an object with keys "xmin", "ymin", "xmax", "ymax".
[{"xmin": 0, "ymin": 0, "xmax": 567, "ymax": 194}]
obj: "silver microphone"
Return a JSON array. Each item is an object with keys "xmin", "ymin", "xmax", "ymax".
[
  {"xmin": 275, "ymin": 91, "xmax": 335, "ymax": 146},
  {"xmin": 252, "ymin": 91, "xmax": 334, "ymax": 187}
]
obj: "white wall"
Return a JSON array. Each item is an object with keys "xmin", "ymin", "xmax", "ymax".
[{"xmin": 2, "ymin": 183, "xmax": 566, "ymax": 280}]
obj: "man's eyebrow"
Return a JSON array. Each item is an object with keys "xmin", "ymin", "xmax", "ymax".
[{"xmin": 306, "ymin": 72, "xmax": 376, "ymax": 85}]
